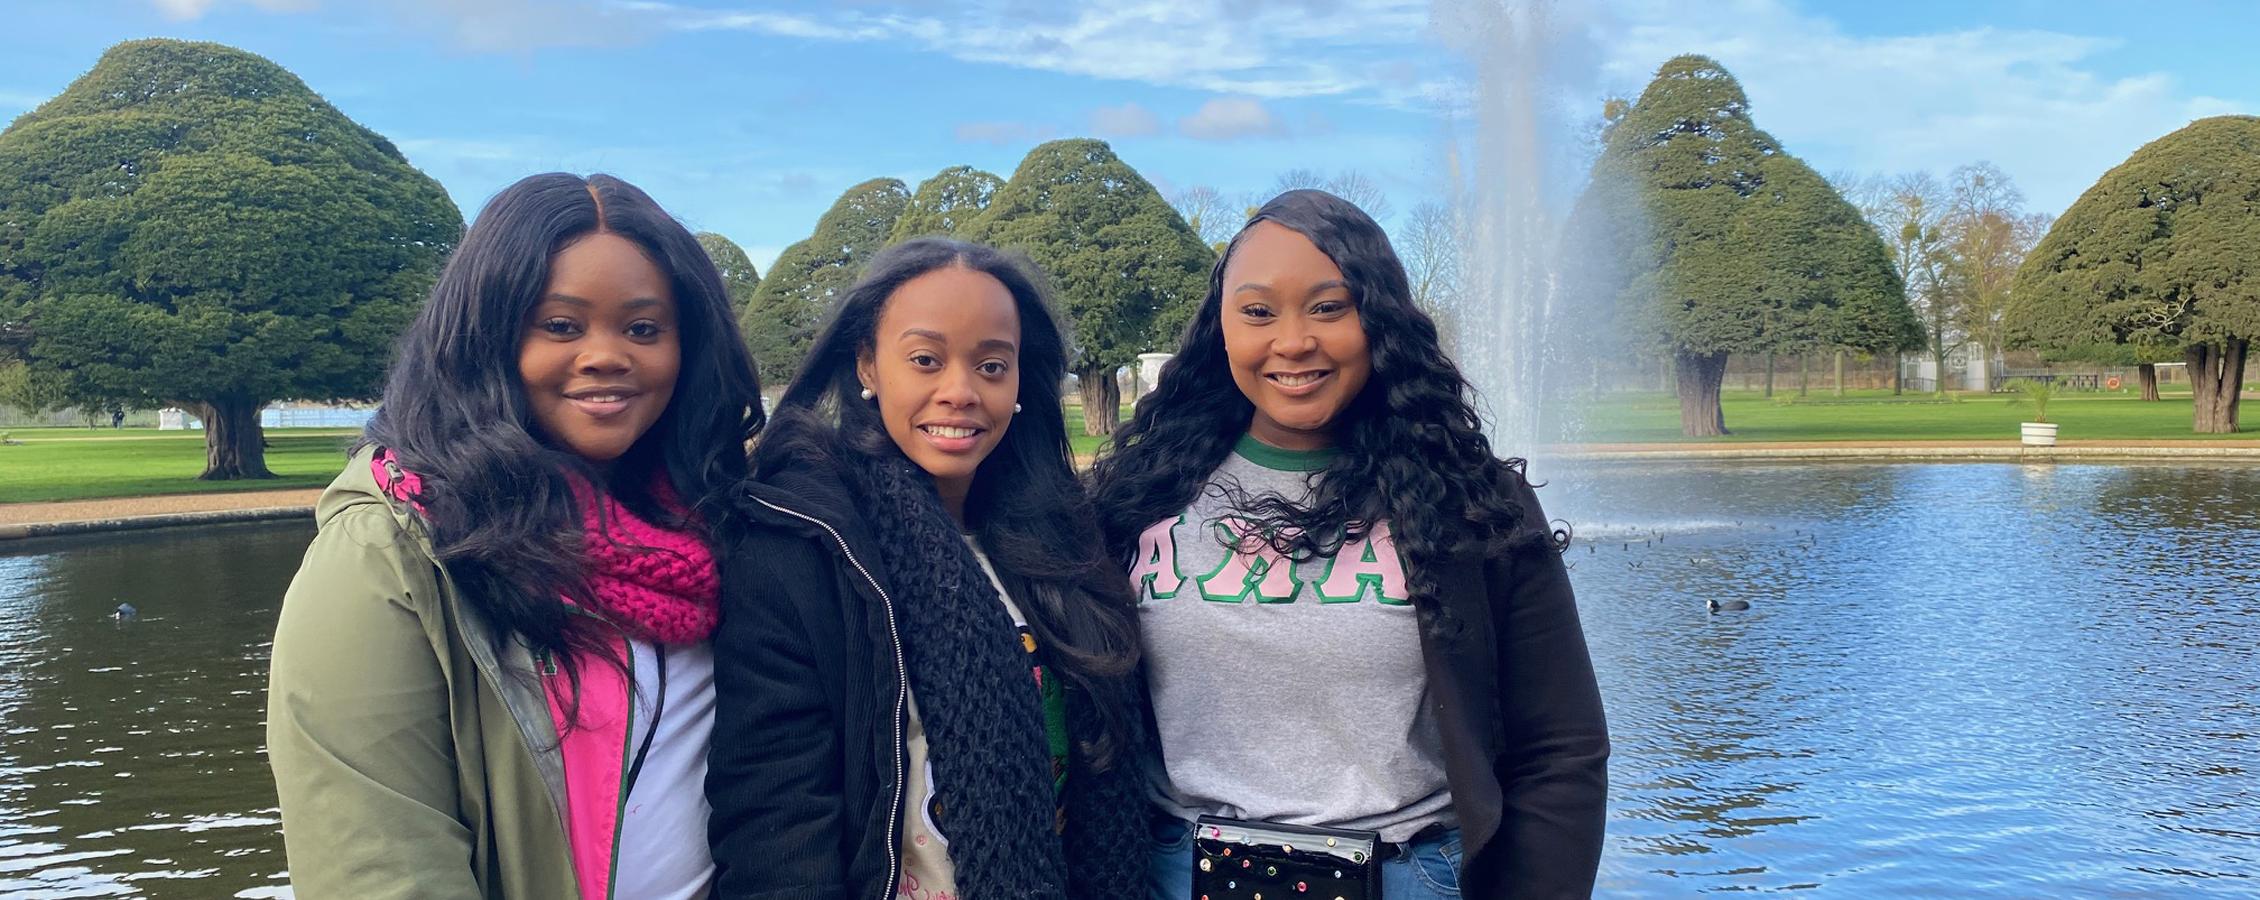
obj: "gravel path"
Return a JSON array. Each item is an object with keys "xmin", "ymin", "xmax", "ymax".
[{"xmin": 0, "ymin": 489, "xmax": 324, "ymax": 527}]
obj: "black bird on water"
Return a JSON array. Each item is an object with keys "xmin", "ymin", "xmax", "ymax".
[
  {"xmin": 111, "ymin": 602, "xmax": 137, "ymax": 622},
  {"xmin": 1707, "ymin": 597, "xmax": 1751, "ymax": 613}
]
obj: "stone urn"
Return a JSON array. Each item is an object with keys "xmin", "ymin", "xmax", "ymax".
[
  {"xmin": 1135, "ymin": 352, "xmax": 1174, "ymax": 398},
  {"xmin": 2020, "ymin": 422, "xmax": 2058, "ymax": 447}
]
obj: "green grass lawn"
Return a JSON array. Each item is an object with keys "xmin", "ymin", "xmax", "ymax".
[
  {"xmin": 5, "ymin": 390, "xmax": 2246, "ymax": 504},
  {"xmin": 1061, "ymin": 398, "xmax": 1134, "ymax": 460},
  {"xmin": 1578, "ymin": 389, "xmax": 2251, "ymax": 443},
  {"xmin": 1065, "ymin": 388, "xmax": 2252, "ymax": 450},
  {"xmin": 1068, "ymin": 430, "xmax": 1111, "ymax": 460},
  {"xmin": 0, "ymin": 428, "xmax": 359, "ymax": 503}
]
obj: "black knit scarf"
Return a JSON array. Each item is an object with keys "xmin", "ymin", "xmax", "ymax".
[{"xmin": 838, "ymin": 443, "xmax": 1071, "ymax": 899}]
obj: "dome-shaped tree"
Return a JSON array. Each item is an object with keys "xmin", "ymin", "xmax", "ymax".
[
  {"xmin": 2007, "ymin": 115, "xmax": 2260, "ymax": 433},
  {"xmin": 741, "ymin": 177, "xmax": 909, "ymax": 384},
  {"xmin": 966, "ymin": 139, "xmax": 1212, "ymax": 436},
  {"xmin": 1562, "ymin": 55, "xmax": 1917, "ymax": 436},
  {"xmin": 0, "ymin": 39, "xmax": 461, "ymax": 478}
]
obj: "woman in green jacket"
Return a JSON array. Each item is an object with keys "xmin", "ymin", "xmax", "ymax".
[{"xmin": 265, "ymin": 172, "xmax": 762, "ymax": 899}]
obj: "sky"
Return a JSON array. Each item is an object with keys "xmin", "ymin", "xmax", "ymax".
[{"xmin": 3, "ymin": 0, "xmax": 2254, "ymax": 273}]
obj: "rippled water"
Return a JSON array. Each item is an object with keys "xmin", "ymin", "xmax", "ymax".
[
  {"xmin": 1556, "ymin": 462, "xmax": 2260, "ymax": 896},
  {"xmin": 0, "ymin": 521, "xmax": 310, "ymax": 899},
  {"xmin": 1, "ymin": 463, "xmax": 2255, "ymax": 897}
]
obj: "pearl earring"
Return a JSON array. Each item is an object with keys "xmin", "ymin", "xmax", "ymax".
[
  {"xmin": 859, "ymin": 388, "xmax": 875, "ymax": 401},
  {"xmin": 1013, "ymin": 403, "xmax": 1023, "ymax": 413}
]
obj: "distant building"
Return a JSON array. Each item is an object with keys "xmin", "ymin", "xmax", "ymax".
[
  {"xmin": 1904, "ymin": 341, "xmax": 1997, "ymax": 392},
  {"xmin": 158, "ymin": 402, "xmax": 377, "ymax": 430}
]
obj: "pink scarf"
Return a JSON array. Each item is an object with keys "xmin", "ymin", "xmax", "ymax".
[
  {"xmin": 566, "ymin": 475, "xmax": 719, "ymax": 645},
  {"xmin": 372, "ymin": 451, "xmax": 719, "ymax": 645}
]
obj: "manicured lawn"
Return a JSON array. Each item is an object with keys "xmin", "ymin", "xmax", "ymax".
[
  {"xmin": 1062, "ymin": 398, "xmax": 1135, "ymax": 461},
  {"xmin": 1067, "ymin": 387, "xmax": 2252, "ymax": 449},
  {"xmin": 0, "ymin": 428, "xmax": 358, "ymax": 503},
  {"xmin": 6, "ymin": 389, "xmax": 2246, "ymax": 505},
  {"xmin": 1068, "ymin": 430, "xmax": 1110, "ymax": 460},
  {"xmin": 1578, "ymin": 389, "xmax": 2251, "ymax": 443},
  {"xmin": 1, "ymin": 426, "xmax": 225, "ymax": 441}
]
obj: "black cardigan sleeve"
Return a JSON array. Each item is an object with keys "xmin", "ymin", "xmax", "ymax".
[
  {"xmin": 1486, "ymin": 475, "xmax": 1612, "ymax": 898},
  {"xmin": 708, "ymin": 532, "xmax": 851, "ymax": 900}
]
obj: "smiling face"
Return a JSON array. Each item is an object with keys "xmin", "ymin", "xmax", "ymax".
[
  {"xmin": 516, "ymin": 231, "xmax": 681, "ymax": 465},
  {"xmin": 856, "ymin": 264, "xmax": 1022, "ymax": 516},
  {"xmin": 1219, "ymin": 221, "xmax": 1372, "ymax": 450}
]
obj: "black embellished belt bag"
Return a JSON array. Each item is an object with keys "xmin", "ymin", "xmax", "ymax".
[{"xmin": 1191, "ymin": 815, "xmax": 1384, "ymax": 900}]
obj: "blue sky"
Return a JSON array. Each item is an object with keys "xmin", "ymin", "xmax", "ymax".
[{"xmin": 4, "ymin": 0, "xmax": 2255, "ymax": 272}]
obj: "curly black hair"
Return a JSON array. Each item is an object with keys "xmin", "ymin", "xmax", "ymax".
[{"xmin": 1088, "ymin": 189, "xmax": 1542, "ymax": 626}]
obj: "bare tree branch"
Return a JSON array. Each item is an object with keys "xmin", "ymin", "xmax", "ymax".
[
  {"xmin": 1397, "ymin": 201, "xmax": 1461, "ymax": 311},
  {"xmin": 1166, "ymin": 184, "xmax": 1239, "ymax": 246}
]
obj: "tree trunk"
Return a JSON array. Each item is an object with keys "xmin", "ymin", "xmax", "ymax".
[
  {"xmin": 1673, "ymin": 348, "xmax": 1730, "ymax": 437},
  {"xmin": 1797, "ymin": 353, "xmax": 1809, "ymax": 396},
  {"xmin": 2187, "ymin": 339, "xmax": 2248, "ymax": 434},
  {"xmin": 1077, "ymin": 365, "xmax": 1120, "ymax": 437},
  {"xmin": 1833, "ymin": 349, "xmax": 1846, "ymax": 397},
  {"xmin": 1763, "ymin": 351, "xmax": 1775, "ymax": 398},
  {"xmin": 1894, "ymin": 353, "xmax": 1904, "ymax": 396},
  {"xmin": 2137, "ymin": 362, "xmax": 2160, "ymax": 402},
  {"xmin": 196, "ymin": 396, "xmax": 274, "ymax": 480},
  {"xmin": 1933, "ymin": 346, "xmax": 1950, "ymax": 395}
]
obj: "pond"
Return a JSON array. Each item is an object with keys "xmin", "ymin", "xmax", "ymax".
[
  {"xmin": 1, "ymin": 520, "xmax": 308, "ymax": 898},
  {"xmin": 1, "ymin": 461, "xmax": 2254, "ymax": 896},
  {"xmin": 1562, "ymin": 461, "xmax": 2259, "ymax": 896}
]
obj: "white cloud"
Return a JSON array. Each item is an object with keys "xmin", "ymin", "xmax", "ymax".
[
  {"xmin": 638, "ymin": 6, "xmax": 897, "ymax": 41},
  {"xmin": 149, "ymin": 0, "xmax": 311, "ymax": 21},
  {"xmin": 152, "ymin": 0, "xmax": 641, "ymax": 50},
  {"xmin": 391, "ymin": 0, "xmax": 647, "ymax": 51},
  {"xmin": 152, "ymin": 0, "xmax": 217, "ymax": 18},
  {"xmin": 394, "ymin": 136, "xmax": 531, "ymax": 163},
  {"xmin": 1179, "ymin": 98, "xmax": 1289, "ymax": 141},
  {"xmin": 952, "ymin": 121, "xmax": 1051, "ymax": 146},
  {"xmin": 171, "ymin": 0, "xmax": 2249, "ymax": 219},
  {"xmin": 637, "ymin": 0, "xmax": 2250, "ymax": 214},
  {"xmin": 634, "ymin": 0, "xmax": 1431, "ymax": 99},
  {"xmin": 1090, "ymin": 102, "xmax": 1161, "ymax": 138}
]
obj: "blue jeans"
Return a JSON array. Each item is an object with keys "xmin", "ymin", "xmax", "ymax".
[{"xmin": 1147, "ymin": 814, "xmax": 1463, "ymax": 900}]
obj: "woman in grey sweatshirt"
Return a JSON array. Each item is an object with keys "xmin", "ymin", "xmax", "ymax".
[{"xmin": 1089, "ymin": 189, "xmax": 1611, "ymax": 900}]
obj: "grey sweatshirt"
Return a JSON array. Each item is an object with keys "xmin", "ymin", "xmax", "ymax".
[{"xmin": 1134, "ymin": 435, "xmax": 1453, "ymax": 842}]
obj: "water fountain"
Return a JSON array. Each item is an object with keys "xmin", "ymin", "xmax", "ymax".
[{"xmin": 1429, "ymin": 0, "xmax": 1609, "ymax": 462}]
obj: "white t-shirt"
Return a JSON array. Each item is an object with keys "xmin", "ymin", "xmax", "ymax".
[{"xmin": 613, "ymin": 639, "xmax": 717, "ymax": 900}]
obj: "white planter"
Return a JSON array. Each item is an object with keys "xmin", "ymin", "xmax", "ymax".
[{"xmin": 2021, "ymin": 422, "xmax": 2058, "ymax": 447}]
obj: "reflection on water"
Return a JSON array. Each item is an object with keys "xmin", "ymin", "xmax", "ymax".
[
  {"xmin": 1, "ymin": 463, "xmax": 2256, "ymax": 896},
  {"xmin": 0, "ymin": 521, "xmax": 311, "ymax": 899},
  {"xmin": 1555, "ymin": 462, "xmax": 2260, "ymax": 896}
]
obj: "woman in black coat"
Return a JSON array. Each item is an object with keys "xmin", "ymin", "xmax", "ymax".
[
  {"xmin": 707, "ymin": 238, "xmax": 1145, "ymax": 900},
  {"xmin": 1088, "ymin": 190, "xmax": 1612, "ymax": 899}
]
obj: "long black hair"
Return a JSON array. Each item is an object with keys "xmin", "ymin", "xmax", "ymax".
[
  {"xmin": 364, "ymin": 172, "xmax": 764, "ymax": 668},
  {"xmin": 761, "ymin": 236, "xmax": 1141, "ymax": 762},
  {"xmin": 1088, "ymin": 189, "xmax": 1541, "ymax": 621}
]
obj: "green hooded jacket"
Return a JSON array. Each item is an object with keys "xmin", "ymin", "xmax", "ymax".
[{"xmin": 266, "ymin": 447, "xmax": 578, "ymax": 898}]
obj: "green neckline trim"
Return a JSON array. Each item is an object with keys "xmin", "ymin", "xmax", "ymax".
[{"xmin": 1233, "ymin": 433, "xmax": 1338, "ymax": 472}]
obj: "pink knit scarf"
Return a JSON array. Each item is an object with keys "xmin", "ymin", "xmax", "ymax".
[
  {"xmin": 566, "ymin": 474, "xmax": 719, "ymax": 645},
  {"xmin": 372, "ymin": 451, "xmax": 719, "ymax": 645}
]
